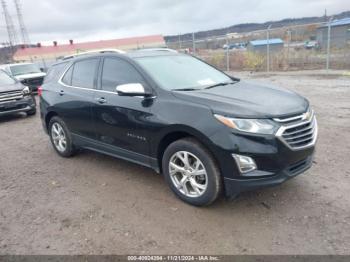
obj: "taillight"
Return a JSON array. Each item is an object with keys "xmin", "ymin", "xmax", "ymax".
[{"xmin": 38, "ymin": 86, "xmax": 42, "ymax": 96}]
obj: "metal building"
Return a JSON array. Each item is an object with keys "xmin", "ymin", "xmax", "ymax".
[
  {"xmin": 247, "ymin": 38, "xmax": 284, "ymax": 53},
  {"xmin": 316, "ymin": 18, "xmax": 350, "ymax": 49},
  {"xmin": 13, "ymin": 35, "xmax": 166, "ymax": 64}
]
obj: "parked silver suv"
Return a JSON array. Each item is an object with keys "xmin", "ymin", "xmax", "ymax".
[{"xmin": 0, "ymin": 63, "xmax": 46, "ymax": 93}]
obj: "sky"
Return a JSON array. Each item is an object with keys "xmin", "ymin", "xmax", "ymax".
[{"xmin": 0, "ymin": 0, "xmax": 349, "ymax": 45}]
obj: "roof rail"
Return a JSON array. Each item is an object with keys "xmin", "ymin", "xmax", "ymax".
[
  {"xmin": 62, "ymin": 49, "xmax": 126, "ymax": 60},
  {"xmin": 135, "ymin": 48, "xmax": 178, "ymax": 53}
]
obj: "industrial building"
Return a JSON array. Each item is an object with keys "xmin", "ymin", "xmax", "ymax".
[
  {"xmin": 13, "ymin": 35, "xmax": 166, "ymax": 66},
  {"xmin": 316, "ymin": 17, "xmax": 350, "ymax": 49},
  {"xmin": 247, "ymin": 38, "xmax": 284, "ymax": 53}
]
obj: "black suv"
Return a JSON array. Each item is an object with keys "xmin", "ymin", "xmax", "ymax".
[{"xmin": 40, "ymin": 50, "xmax": 317, "ymax": 206}]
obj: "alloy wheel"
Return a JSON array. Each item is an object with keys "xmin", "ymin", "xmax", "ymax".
[
  {"xmin": 169, "ymin": 151, "xmax": 208, "ymax": 198},
  {"xmin": 51, "ymin": 122, "xmax": 67, "ymax": 153}
]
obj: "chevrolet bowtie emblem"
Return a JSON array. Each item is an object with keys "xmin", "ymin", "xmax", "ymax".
[{"xmin": 302, "ymin": 111, "xmax": 312, "ymax": 121}]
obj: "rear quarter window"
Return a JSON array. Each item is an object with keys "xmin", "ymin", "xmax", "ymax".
[
  {"xmin": 61, "ymin": 65, "xmax": 73, "ymax": 86},
  {"xmin": 71, "ymin": 58, "xmax": 99, "ymax": 89},
  {"xmin": 44, "ymin": 62, "xmax": 69, "ymax": 84}
]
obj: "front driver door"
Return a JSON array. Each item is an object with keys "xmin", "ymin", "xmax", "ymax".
[{"xmin": 91, "ymin": 57, "xmax": 154, "ymax": 165}]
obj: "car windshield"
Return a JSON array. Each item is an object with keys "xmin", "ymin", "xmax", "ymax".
[
  {"xmin": 135, "ymin": 55, "xmax": 233, "ymax": 91},
  {"xmin": 0, "ymin": 70, "xmax": 16, "ymax": 85},
  {"xmin": 10, "ymin": 64, "xmax": 41, "ymax": 76}
]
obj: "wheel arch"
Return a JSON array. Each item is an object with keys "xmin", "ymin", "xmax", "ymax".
[
  {"xmin": 156, "ymin": 125, "xmax": 220, "ymax": 174},
  {"xmin": 45, "ymin": 111, "xmax": 59, "ymax": 132}
]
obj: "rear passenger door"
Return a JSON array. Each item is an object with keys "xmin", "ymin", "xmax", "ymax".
[{"xmin": 58, "ymin": 58, "xmax": 100, "ymax": 139}]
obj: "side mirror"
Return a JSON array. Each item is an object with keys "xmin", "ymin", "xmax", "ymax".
[{"xmin": 116, "ymin": 83, "xmax": 152, "ymax": 97}]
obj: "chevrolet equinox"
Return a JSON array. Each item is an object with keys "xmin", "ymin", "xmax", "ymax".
[{"xmin": 40, "ymin": 49, "xmax": 318, "ymax": 206}]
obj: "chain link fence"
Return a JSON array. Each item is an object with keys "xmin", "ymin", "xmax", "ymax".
[
  {"xmin": 3, "ymin": 20, "xmax": 349, "ymax": 73},
  {"xmin": 167, "ymin": 21, "xmax": 350, "ymax": 73}
]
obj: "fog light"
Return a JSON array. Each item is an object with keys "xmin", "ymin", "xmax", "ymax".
[{"xmin": 232, "ymin": 154, "xmax": 257, "ymax": 174}]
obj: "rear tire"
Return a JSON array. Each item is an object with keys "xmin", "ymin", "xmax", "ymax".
[
  {"xmin": 49, "ymin": 116, "xmax": 76, "ymax": 157},
  {"xmin": 162, "ymin": 138, "xmax": 222, "ymax": 206}
]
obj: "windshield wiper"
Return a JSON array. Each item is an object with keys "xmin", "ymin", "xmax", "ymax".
[
  {"xmin": 171, "ymin": 88, "xmax": 201, "ymax": 91},
  {"xmin": 172, "ymin": 80, "xmax": 239, "ymax": 91},
  {"xmin": 204, "ymin": 81, "xmax": 237, "ymax": 90}
]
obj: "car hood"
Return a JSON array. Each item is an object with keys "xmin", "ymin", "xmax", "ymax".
[
  {"xmin": 172, "ymin": 81, "xmax": 309, "ymax": 118},
  {"xmin": 0, "ymin": 82, "xmax": 24, "ymax": 93},
  {"xmin": 14, "ymin": 72, "xmax": 46, "ymax": 80}
]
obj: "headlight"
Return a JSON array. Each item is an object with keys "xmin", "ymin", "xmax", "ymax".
[
  {"xmin": 22, "ymin": 86, "xmax": 31, "ymax": 95},
  {"xmin": 214, "ymin": 114, "xmax": 279, "ymax": 135}
]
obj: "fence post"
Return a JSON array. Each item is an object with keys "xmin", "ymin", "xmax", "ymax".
[
  {"xmin": 178, "ymin": 34, "xmax": 182, "ymax": 49},
  {"xmin": 226, "ymin": 35, "xmax": 230, "ymax": 72},
  {"xmin": 192, "ymin": 32, "xmax": 196, "ymax": 56},
  {"xmin": 267, "ymin": 25, "xmax": 272, "ymax": 73},
  {"xmin": 287, "ymin": 29, "xmax": 291, "ymax": 70},
  {"xmin": 326, "ymin": 17, "xmax": 333, "ymax": 74}
]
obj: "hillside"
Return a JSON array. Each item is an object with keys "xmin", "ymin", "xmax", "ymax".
[{"xmin": 165, "ymin": 10, "xmax": 350, "ymax": 42}]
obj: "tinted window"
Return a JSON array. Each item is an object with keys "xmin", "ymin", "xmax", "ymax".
[
  {"xmin": 101, "ymin": 58, "xmax": 145, "ymax": 92},
  {"xmin": 71, "ymin": 59, "xmax": 99, "ymax": 89},
  {"xmin": 61, "ymin": 65, "xmax": 73, "ymax": 85},
  {"xmin": 44, "ymin": 62, "xmax": 68, "ymax": 84}
]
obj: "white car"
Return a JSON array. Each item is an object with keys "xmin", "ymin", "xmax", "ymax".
[{"xmin": 0, "ymin": 63, "xmax": 46, "ymax": 93}]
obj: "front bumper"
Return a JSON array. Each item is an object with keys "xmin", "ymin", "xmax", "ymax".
[
  {"xmin": 223, "ymin": 155, "xmax": 314, "ymax": 198},
  {"xmin": 0, "ymin": 95, "xmax": 36, "ymax": 116},
  {"xmin": 208, "ymin": 124, "xmax": 316, "ymax": 198}
]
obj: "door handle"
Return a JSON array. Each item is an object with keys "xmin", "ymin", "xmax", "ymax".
[
  {"xmin": 59, "ymin": 90, "xmax": 65, "ymax": 96},
  {"xmin": 96, "ymin": 97, "xmax": 107, "ymax": 104}
]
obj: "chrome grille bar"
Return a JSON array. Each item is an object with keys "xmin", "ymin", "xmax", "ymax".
[
  {"xmin": 288, "ymin": 136, "xmax": 314, "ymax": 145},
  {"xmin": 0, "ymin": 91, "xmax": 23, "ymax": 103},
  {"xmin": 273, "ymin": 114, "xmax": 304, "ymax": 123},
  {"xmin": 282, "ymin": 120, "xmax": 315, "ymax": 137},
  {"xmin": 284, "ymin": 127, "xmax": 315, "ymax": 141}
]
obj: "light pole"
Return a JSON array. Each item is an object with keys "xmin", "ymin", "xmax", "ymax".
[{"xmin": 267, "ymin": 24, "xmax": 272, "ymax": 73}]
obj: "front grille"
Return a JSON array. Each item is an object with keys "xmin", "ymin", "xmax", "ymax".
[
  {"xmin": 0, "ymin": 90, "xmax": 24, "ymax": 103},
  {"xmin": 276, "ymin": 110, "xmax": 318, "ymax": 150},
  {"xmin": 21, "ymin": 77, "xmax": 44, "ymax": 86}
]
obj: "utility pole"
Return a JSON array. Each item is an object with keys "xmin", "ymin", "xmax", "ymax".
[
  {"xmin": 1, "ymin": 0, "xmax": 18, "ymax": 52},
  {"xmin": 326, "ymin": 17, "xmax": 333, "ymax": 74},
  {"xmin": 13, "ymin": 0, "xmax": 30, "ymax": 46},
  {"xmin": 267, "ymin": 24, "xmax": 272, "ymax": 73}
]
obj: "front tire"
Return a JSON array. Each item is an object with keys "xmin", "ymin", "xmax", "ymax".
[
  {"xmin": 49, "ymin": 116, "xmax": 75, "ymax": 157},
  {"xmin": 162, "ymin": 138, "xmax": 222, "ymax": 206}
]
